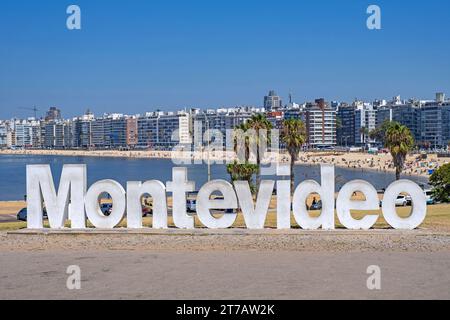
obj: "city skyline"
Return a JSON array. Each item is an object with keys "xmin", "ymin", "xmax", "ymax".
[
  {"xmin": 1, "ymin": 0, "xmax": 449, "ymax": 119},
  {"xmin": 2, "ymin": 91, "xmax": 449, "ymax": 151},
  {"xmin": 0, "ymin": 90, "xmax": 447, "ymax": 121}
]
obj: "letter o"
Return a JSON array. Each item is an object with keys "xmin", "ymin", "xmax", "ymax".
[
  {"xmin": 382, "ymin": 180, "xmax": 427, "ymax": 230},
  {"xmin": 336, "ymin": 180, "xmax": 380, "ymax": 230},
  {"xmin": 85, "ymin": 180, "xmax": 126, "ymax": 229}
]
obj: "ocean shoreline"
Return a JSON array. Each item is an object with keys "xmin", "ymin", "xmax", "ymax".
[{"xmin": 1, "ymin": 149, "xmax": 447, "ymax": 179}]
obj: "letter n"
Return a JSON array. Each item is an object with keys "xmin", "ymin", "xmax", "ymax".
[{"xmin": 26, "ymin": 164, "xmax": 87, "ymax": 229}]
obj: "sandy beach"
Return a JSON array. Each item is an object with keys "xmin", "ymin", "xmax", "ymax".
[{"xmin": 1, "ymin": 149, "xmax": 448, "ymax": 178}]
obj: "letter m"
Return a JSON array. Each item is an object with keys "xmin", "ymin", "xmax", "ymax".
[{"xmin": 26, "ymin": 165, "xmax": 87, "ymax": 229}]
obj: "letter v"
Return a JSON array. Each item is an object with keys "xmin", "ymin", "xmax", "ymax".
[{"xmin": 234, "ymin": 180, "xmax": 274, "ymax": 229}]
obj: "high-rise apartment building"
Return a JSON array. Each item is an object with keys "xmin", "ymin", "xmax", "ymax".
[
  {"xmin": 264, "ymin": 90, "xmax": 282, "ymax": 111},
  {"xmin": 306, "ymin": 99, "xmax": 336, "ymax": 148},
  {"xmin": 391, "ymin": 104, "xmax": 421, "ymax": 142},
  {"xmin": 43, "ymin": 121, "xmax": 66, "ymax": 149},
  {"xmin": 126, "ymin": 117, "xmax": 138, "ymax": 148},
  {"xmin": 0, "ymin": 122, "xmax": 12, "ymax": 148},
  {"xmin": 420, "ymin": 100, "xmax": 450, "ymax": 149},
  {"xmin": 72, "ymin": 111, "xmax": 95, "ymax": 148},
  {"xmin": 14, "ymin": 121, "xmax": 34, "ymax": 148},
  {"xmin": 138, "ymin": 112, "xmax": 191, "ymax": 150},
  {"xmin": 337, "ymin": 105, "xmax": 356, "ymax": 147},
  {"xmin": 376, "ymin": 107, "xmax": 393, "ymax": 127},
  {"xmin": 91, "ymin": 117, "xmax": 105, "ymax": 149},
  {"xmin": 354, "ymin": 102, "xmax": 376, "ymax": 146},
  {"xmin": 45, "ymin": 107, "xmax": 62, "ymax": 122}
]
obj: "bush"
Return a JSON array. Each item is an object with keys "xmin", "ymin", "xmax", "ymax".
[{"xmin": 430, "ymin": 163, "xmax": 450, "ymax": 203}]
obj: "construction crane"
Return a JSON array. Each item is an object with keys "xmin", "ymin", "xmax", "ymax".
[{"xmin": 18, "ymin": 106, "xmax": 40, "ymax": 119}]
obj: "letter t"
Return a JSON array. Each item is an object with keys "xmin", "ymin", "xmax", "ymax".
[{"xmin": 166, "ymin": 168, "xmax": 196, "ymax": 229}]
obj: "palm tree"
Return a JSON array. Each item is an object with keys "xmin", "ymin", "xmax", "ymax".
[
  {"xmin": 281, "ymin": 119, "xmax": 307, "ymax": 195},
  {"xmin": 360, "ymin": 126, "xmax": 369, "ymax": 149},
  {"xmin": 227, "ymin": 123, "xmax": 258, "ymax": 192},
  {"xmin": 247, "ymin": 114, "xmax": 273, "ymax": 192},
  {"xmin": 385, "ymin": 122, "xmax": 415, "ymax": 180},
  {"xmin": 235, "ymin": 122, "xmax": 251, "ymax": 163},
  {"xmin": 369, "ymin": 120, "xmax": 395, "ymax": 145},
  {"xmin": 227, "ymin": 162, "xmax": 258, "ymax": 192}
]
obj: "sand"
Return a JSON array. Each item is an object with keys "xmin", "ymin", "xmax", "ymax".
[{"xmin": 0, "ymin": 201, "xmax": 25, "ymax": 215}]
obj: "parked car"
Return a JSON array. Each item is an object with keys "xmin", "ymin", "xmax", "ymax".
[
  {"xmin": 142, "ymin": 205, "xmax": 153, "ymax": 217},
  {"xmin": 17, "ymin": 208, "xmax": 48, "ymax": 222},
  {"xmin": 187, "ymin": 199, "xmax": 197, "ymax": 213},
  {"xmin": 185, "ymin": 192, "xmax": 200, "ymax": 213},
  {"xmin": 424, "ymin": 190, "xmax": 435, "ymax": 205},
  {"xmin": 406, "ymin": 195, "xmax": 412, "ymax": 206},
  {"xmin": 100, "ymin": 203, "xmax": 113, "ymax": 216},
  {"xmin": 209, "ymin": 195, "xmax": 237, "ymax": 214},
  {"xmin": 395, "ymin": 195, "xmax": 408, "ymax": 207}
]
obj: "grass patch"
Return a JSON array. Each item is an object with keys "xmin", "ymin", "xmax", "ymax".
[
  {"xmin": 3, "ymin": 203, "xmax": 449, "ymax": 232},
  {"xmin": 0, "ymin": 221, "xmax": 27, "ymax": 231}
]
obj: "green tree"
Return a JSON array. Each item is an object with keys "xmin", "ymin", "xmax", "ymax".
[
  {"xmin": 384, "ymin": 122, "xmax": 415, "ymax": 180},
  {"xmin": 281, "ymin": 119, "xmax": 307, "ymax": 195},
  {"xmin": 227, "ymin": 162, "xmax": 258, "ymax": 192},
  {"xmin": 247, "ymin": 114, "xmax": 273, "ymax": 192},
  {"xmin": 369, "ymin": 120, "xmax": 396, "ymax": 145},
  {"xmin": 336, "ymin": 116, "xmax": 342, "ymax": 131},
  {"xmin": 430, "ymin": 163, "xmax": 450, "ymax": 203},
  {"xmin": 227, "ymin": 122, "xmax": 257, "ymax": 192}
]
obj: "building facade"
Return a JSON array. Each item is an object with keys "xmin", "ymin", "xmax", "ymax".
[
  {"xmin": 306, "ymin": 99, "xmax": 337, "ymax": 148},
  {"xmin": 337, "ymin": 105, "xmax": 356, "ymax": 147},
  {"xmin": 264, "ymin": 90, "xmax": 282, "ymax": 111}
]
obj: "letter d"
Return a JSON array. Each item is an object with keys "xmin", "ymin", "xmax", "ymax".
[{"xmin": 292, "ymin": 164, "xmax": 335, "ymax": 230}]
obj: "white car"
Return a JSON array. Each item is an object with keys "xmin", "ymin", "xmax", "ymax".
[
  {"xmin": 186, "ymin": 199, "xmax": 197, "ymax": 213},
  {"xmin": 395, "ymin": 195, "xmax": 408, "ymax": 207}
]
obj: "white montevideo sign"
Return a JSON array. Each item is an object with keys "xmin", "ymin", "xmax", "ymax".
[{"xmin": 26, "ymin": 164, "xmax": 427, "ymax": 230}]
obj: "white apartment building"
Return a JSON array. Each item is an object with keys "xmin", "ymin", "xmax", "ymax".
[
  {"xmin": 14, "ymin": 122, "xmax": 34, "ymax": 147},
  {"xmin": 137, "ymin": 111, "xmax": 192, "ymax": 149},
  {"xmin": 306, "ymin": 99, "xmax": 337, "ymax": 148},
  {"xmin": 178, "ymin": 113, "xmax": 192, "ymax": 144},
  {"xmin": 354, "ymin": 102, "xmax": 376, "ymax": 146},
  {"xmin": 0, "ymin": 123, "xmax": 13, "ymax": 148},
  {"xmin": 11, "ymin": 120, "xmax": 42, "ymax": 148}
]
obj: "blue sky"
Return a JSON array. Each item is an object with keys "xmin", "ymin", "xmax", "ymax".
[{"xmin": 0, "ymin": 0, "xmax": 449, "ymax": 118}]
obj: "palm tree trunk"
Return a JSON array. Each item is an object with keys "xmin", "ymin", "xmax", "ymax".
[
  {"xmin": 256, "ymin": 151, "xmax": 261, "ymax": 193},
  {"xmin": 290, "ymin": 154, "xmax": 295, "ymax": 196},
  {"xmin": 396, "ymin": 167, "xmax": 401, "ymax": 181}
]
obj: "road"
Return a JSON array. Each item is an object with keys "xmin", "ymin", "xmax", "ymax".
[
  {"xmin": 0, "ymin": 250, "xmax": 449, "ymax": 300},
  {"xmin": 0, "ymin": 214, "xmax": 17, "ymax": 223}
]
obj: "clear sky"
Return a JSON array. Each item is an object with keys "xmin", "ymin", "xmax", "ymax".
[{"xmin": 0, "ymin": 0, "xmax": 449, "ymax": 119}]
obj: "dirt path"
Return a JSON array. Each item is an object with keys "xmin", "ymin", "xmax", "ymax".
[
  {"xmin": 0, "ymin": 250, "xmax": 449, "ymax": 300},
  {"xmin": 1, "ymin": 230, "xmax": 449, "ymax": 300}
]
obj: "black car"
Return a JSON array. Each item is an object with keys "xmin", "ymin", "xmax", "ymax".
[
  {"xmin": 17, "ymin": 208, "xmax": 48, "ymax": 222},
  {"xmin": 100, "ymin": 203, "xmax": 113, "ymax": 216}
]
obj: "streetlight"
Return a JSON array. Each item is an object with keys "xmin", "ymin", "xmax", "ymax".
[{"xmin": 204, "ymin": 114, "xmax": 211, "ymax": 182}]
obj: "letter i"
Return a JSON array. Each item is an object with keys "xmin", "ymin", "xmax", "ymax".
[{"xmin": 276, "ymin": 164, "xmax": 291, "ymax": 229}]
